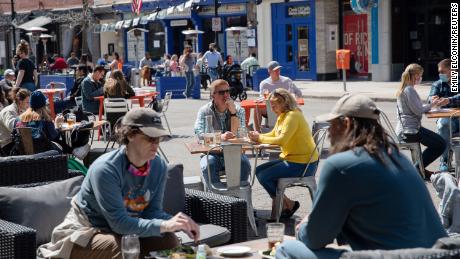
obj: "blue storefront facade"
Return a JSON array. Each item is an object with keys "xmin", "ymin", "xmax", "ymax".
[{"xmin": 271, "ymin": 1, "xmax": 317, "ymax": 80}]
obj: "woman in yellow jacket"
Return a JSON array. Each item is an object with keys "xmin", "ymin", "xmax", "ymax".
[{"xmin": 248, "ymin": 88, "xmax": 318, "ymax": 220}]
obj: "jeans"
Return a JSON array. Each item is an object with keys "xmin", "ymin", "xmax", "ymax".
[
  {"xmin": 437, "ymin": 118, "xmax": 460, "ymax": 163},
  {"xmin": 20, "ymin": 82, "xmax": 36, "ymax": 92},
  {"xmin": 184, "ymin": 71, "xmax": 195, "ymax": 97},
  {"xmin": 200, "ymin": 153, "xmax": 251, "ymax": 187},
  {"xmin": 208, "ymin": 68, "xmax": 218, "ymax": 82},
  {"xmin": 256, "ymin": 159, "xmax": 318, "ymax": 198},
  {"xmin": 275, "ymin": 224, "xmax": 346, "ymax": 259},
  {"xmin": 403, "ymin": 126, "xmax": 446, "ymax": 169}
]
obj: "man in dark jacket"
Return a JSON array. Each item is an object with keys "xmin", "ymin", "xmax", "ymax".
[
  {"xmin": 428, "ymin": 59, "xmax": 457, "ymax": 171},
  {"xmin": 81, "ymin": 65, "xmax": 105, "ymax": 114}
]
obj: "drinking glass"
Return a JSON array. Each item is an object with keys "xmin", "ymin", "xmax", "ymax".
[
  {"xmin": 204, "ymin": 115, "xmax": 213, "ymax": 134},
  {"xmin": 121, "ymin": 234, "xmax": 140, "ymax": 259},
  {"xmin": 67, "ymin": 113, "xmax": 77, "ymax": 127},
  {"xmin": 237, "ymin": 127, "xmax": 248, "ymax": 140},
  {"xmin": 267, "ymin": 223, "xmax": 285, "ymax": 249},
  {"xmin": 213, "ymin": 130, "xmax": 222, "ymax": 145},
  {"xmin": 203, "ymin": 133, "xmax": 214, "ymax": 146}
]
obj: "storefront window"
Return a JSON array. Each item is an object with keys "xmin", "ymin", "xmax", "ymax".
[
  {"xmin": 287, "ymin": 45, "xmax": 293, "ymax": 62},
  {"xmin": 286, "ymin": 24, "xmax": 292, "ymax": 41},
  {"xmin": 148, "ymin": 22, "xmax": 165, "ymax": 61}
]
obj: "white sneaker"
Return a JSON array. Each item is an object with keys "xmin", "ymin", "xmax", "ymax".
[{"xmin": 72, "ymin": 144, "xmax": 91, "ymax": 160}]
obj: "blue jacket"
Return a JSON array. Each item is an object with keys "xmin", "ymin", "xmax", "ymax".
[{"xmin": 429, "ymin": 80, "xmax": 460, "ymax": 108}]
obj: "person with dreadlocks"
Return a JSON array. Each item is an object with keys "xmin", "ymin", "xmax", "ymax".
[{"xmin": 275, "ymin": 94, "xmax": 447, "ymax": 259}]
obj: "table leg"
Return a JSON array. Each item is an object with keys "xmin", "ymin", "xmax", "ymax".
[
  {"xmin": 47, "ymin": 93, "xmax": 56, "ymax": 119},
  {"xmin": 139, "ymin": 97, "xmax": 145, "ymax": 108},
  {"xmin": 98, "ymin": 98, "xmax": 104, "ymax": 120}
]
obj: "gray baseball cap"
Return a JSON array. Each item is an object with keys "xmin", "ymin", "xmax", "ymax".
[
  {"xmin": 122, "ymin": 108, "xmax": 170, "ymax": 138},
  {"xmin": 267, "ymin": 61, "xmax": 282, "ymax": 72},
  {"xmin": 316, "ymin": 94, "xmax": 380, "ymax": 122},
  {"xmin": 3, "ymin": 69, "xmax": 15, "ymax": 77}
]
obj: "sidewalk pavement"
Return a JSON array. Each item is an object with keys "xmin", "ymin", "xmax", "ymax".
[{"xmin": 201, "ymin": 80, "xmax": 435, "ymax": 102}]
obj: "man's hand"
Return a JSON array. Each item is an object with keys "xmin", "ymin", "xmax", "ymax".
[
  {"xmin": 431, "ymin": 95, "xmax": 440, "ymax": 102},
  {"xmin": 160, "ymin": 212, "xmax": 200, "ymax": 243},
  {"xmin": 222, "ymin": 131, "xmax": 235, "ymax": 141},
  {"xmin": 295, "ymin": 216, "xmax": 308, "ymax": 234},
  {"xmin": 225, "ymin": 98, "xmax": 237, "ymax": 114},
  {"xmin": 439, "ymin": 97, "xmax": 450, "ymax": 106},
  {"xmin": 248, "ymin": 131, "xmax": 260, "ymax": 142}
]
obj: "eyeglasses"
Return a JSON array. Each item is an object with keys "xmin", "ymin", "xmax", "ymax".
[{"xmin": 215, "ymin": 89, "xmax": 230, "ymax": 95}]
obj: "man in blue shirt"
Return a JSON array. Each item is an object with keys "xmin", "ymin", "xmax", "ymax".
[
  {"xmin": 428, "ymin": 59, "xmax": 456, "ymax": 171},
  {"xmin": 194, "ymin": 79, "xmax": 250, "ymax": 188},
  {"xmin": 202, "ymin": 43, "xmax": 223, "ymax": 82},
  {"xmin": 276, "ymin": 94, "xmax": 447, "ymax": 259}
]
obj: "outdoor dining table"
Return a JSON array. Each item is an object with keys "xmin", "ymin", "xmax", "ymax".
[
  {"xmin": 426, "ymin": 108, "xmax": 460, "ymax": 119},
  {"xmin": 59, "ymin": 120, "xmax": 110, "ymax": 146},
  {"xmin": 37, "ymin": 88, "xmax": 66, "ymax": 119},
  {"xmin": 211, "ymin": 235, "xmax": 295, "ymax": 258},
  {"xmin": 240, "ymin": 98, "xmax": 305, "ymax": 127},
  {"xmin": 94, "ymin": 91, "xmax": 158, "ymax": 120}
]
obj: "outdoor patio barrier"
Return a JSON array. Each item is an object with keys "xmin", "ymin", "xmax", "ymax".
[{"xmin": 156, "ymin": 76, "xmax": 201, "ymax": 99}]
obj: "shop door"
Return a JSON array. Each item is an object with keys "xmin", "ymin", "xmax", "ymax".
[
  {"xmin": 272, "ymin": 1, "xmax": 316, "ymax": 80},
  {"xmin": 293, "ymin": 24, "xmax": 313, "ymax": 79}
]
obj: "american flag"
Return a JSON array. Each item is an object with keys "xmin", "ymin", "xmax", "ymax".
[{"xmin": 132, "ymin": 0, "xmax": 142, "ymax": 15}]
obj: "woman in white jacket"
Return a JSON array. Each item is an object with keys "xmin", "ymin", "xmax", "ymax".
[{"xmin": 0, "ymin": 87, "xmax": 30, "ymax": 155}]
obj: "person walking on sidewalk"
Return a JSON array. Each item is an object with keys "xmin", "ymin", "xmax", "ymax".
[
  {"xmin": 396, "ymin": 63, "xmax": 445, "ymax": 178},
  {"xmin": 276, "ymin": 94, "xmax": 447, "ymax": 259},
  {"xmin": 180, "ymin": 46, "xmax": 196, "ymax": 98},
  {"xmin": 202, "ymin": 43, "xmax": 223, "ymax": 82},
  {"xmin": 428, "ymin": 59, "xmax": 458, "ymax": 172}
]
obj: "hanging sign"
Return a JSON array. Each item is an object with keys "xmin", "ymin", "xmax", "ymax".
[{"xmin": 212, "ymin": 17, "xmax": 221, "ymax": 32}]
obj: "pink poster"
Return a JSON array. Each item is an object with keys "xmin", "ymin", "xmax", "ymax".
[{"xmin": 343, "ymin": 14, "xmax": 368, "ymax": 75}]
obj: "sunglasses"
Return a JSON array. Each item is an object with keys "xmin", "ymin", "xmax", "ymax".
[
  {"xmin": 215, "ymin": 89, "xmax": 230, "ymax": 95},
  {"xmin": 139, "ymin": 133, "xmax": 160, "ymax": 144}
]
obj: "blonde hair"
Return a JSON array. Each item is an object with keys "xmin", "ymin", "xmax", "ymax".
[
  {"xmin": 269, "ymin": 88, "xmax": 299, "ymax": 112},
  {"xmin": 19, "ymin": 107, "xmax": 51, "ymax": 123},
  {"xmin": 209, "ymin": 79, "xmax": 229, "ymax": 97},
  {"xmin": 396, "ymin": 63, "xmax": 424, "ymax": 97},
  {"xmin": 16, "ymin": 40, "xmax": 29, "ymax": 56}
]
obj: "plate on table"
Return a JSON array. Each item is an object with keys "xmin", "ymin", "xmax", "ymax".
[
  {"xmin": 217, "ymin": 246, "xmax": 251, "ymax": 256},
  {"xmin": 429, "ymin": 108, "xmax": 452, "ymax": 113},
  {"xmin": 258, "ymin": 249, "xmax": 275, "ymax": 259}
]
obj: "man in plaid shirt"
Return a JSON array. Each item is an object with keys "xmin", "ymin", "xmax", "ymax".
[{"xmin": 194, "ymin": 79, "xmax": 251, "ymax": 188}]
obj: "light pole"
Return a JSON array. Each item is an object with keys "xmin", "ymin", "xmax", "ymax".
[{"xmin": 25, "ymin": 26, "xmax": 47, "ymax": 68}]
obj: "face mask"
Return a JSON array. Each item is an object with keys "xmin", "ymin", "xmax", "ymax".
[
  {"xmin": 415, "ymin": 77, "xmax": 422, "ymax": 85},
  {"xmin": 439, "ymin": 73, "xmax": 449, "ymax": 83}
]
